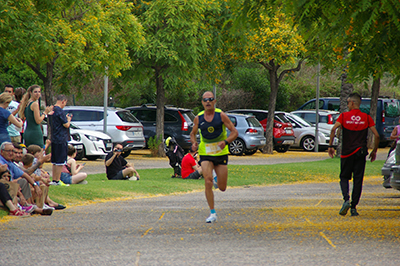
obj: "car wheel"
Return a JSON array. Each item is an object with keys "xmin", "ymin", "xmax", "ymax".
[
  {"xmin": 275, "ymin": 145, "xmax": 289, "ymax": 153},
  {"xmin": 244, "ymin": 149, "xmax": 257, "ymax": 155},
  {"xmin": 229, "ymin": 139, "xmax": 245, "ymax": 156},
  {"xmin": 86, "ymin": 155, "xmax": 100, "ymax": 161},
  {"xmin": 75, "ymin": 149, "xmax": 84, "ymax": 160},
  {"xmin": 301, "ymin": 136, "xmax": 315, "ymax": 152},
  {"xmin": 121, "ymin": 150, "xmax": 131, "ymax": 158}
]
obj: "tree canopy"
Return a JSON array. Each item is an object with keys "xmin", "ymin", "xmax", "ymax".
[{"xmin": 0, "ymin": 0, "xmax": 144, "ymax": 103}]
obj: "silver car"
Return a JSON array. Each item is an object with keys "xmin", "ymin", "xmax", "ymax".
[
  {"xmin": 290, "ymin": 110, "xmax": 340, "ymax": 131},
  {"xmin": 63, "ymin": 106, "xmax": 145, "ymax": 157},
  {"xmin": 226, "ymin": 113, "xmax": 266, "ymax": 155},
  {"xmin": 284, "ymin": 113, "xmax": 338, "ymax": 151}
]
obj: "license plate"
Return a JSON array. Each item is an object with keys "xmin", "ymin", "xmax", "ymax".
[
  {"xmin": 75, "ymin": 145, "xmax": 83, "ymax": 150},
  {"xmin": 106, "ymin": 143, "xmax": 112, "ymax": 148},
  {"xmin": 285, "ymin": 130, "xmax": 293, "ymax": 134},
  {"xmin": 260, "ymin": 140, "xmax": 266, "ymax": 145},
  {"xmin": 333, "ymin": 138, "xmax": 338, "ymax": 145},
  {"xmin": 282, "ymin": 140, "xmax": 294, "ymax": 145}
]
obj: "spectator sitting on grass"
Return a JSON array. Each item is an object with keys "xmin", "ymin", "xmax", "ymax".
[
  {"xmin": 0, "ymin": 182, "xmax": 30, "ymax": 217},
  {"xmin": 60, "ymin": 145, "xmax": 88, "ymax": 185},
  {"xmin": 105, "ymin": 143, "xmax": 140, "ymax": 180},
  {"xmin": 181, "ymin": 146, "xmax": 203, "ymax": 179}
]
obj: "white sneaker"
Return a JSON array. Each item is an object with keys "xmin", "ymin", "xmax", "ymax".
[
  {"xmin": 43, "ymin": 204, "xmax": 55, "ymax": 211},
  {"xmin": 206, "ymin": 213, "xmax": 217, "ymax": 223},
  {"xmin": 213, "ymin": 176, "xmax": 218, "ymax": 189},
  {"xmin": 128, "ymin": 176, "xmax": 138, "ymax": 181}
]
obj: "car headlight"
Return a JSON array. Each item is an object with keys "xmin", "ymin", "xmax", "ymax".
[
  {"xmin": 85, "ymin": 135, "xmax": 99, "ymax": 141},
  {"xmin": 322, "ymin": 132, "xmax": 330, "ymax": 138}
]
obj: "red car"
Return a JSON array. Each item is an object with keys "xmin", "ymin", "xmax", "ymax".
[{"xmin": 227, "ymin": 109, "xmax": 295, "ymax": 153}]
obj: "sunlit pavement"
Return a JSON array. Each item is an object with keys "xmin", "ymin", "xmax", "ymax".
[{"xmin": 2, "ymin": 148, "xmax": 400, "ymax": 265}]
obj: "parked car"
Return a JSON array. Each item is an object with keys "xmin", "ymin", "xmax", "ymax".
[
  {"xmin": 42, "ymin": 120, "xmax": 113, "ymax": 160},
  {"xmin": 63, "ymin": 106, "xmax": 145, "ymax": 157},
  {"xmin": 284, "ymin": 113, "xmax": 338, "ymax": 151},
  {"xmin": 126, "ymin": 104, "xmax": 198, "ymax": 151},
  {"xmin": 226, "ymin": 113, "xmax": 266, "ymax": 155},
  {"xmin": 290, "ymin": 110, "xmax": 340, "ymax": 131},
  {"xmin": 227, "ymin": 109, "xmax": 295, "ymax": 153},
  {"xmin": 381, "ymin": 145, "xmax": 400, "ymax": 190},
  {"xmin": 298, "ymin": 97, "xmax": 400, "ymax": 147}
]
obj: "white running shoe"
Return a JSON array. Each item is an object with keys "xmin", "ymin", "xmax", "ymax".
[
  {"xmin": 43, "ymin": 204, "xmax": 55, "ymax": 211},
  {"xmin": 206, "ymin": 213, "xmax": 217, "ymax": 223}
]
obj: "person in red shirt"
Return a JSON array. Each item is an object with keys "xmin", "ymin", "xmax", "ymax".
[
  {"xmin": 328, "ymin": 93, "xmax": 379, "ymax": 217},
  {"xmin": 181, "ymin": 147, "xmax": 202, "ymax": 179}
]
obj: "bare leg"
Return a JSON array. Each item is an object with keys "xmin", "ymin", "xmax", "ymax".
[
  {"xmin": 52, "ymin": 164, "xmax": 63, "ymax": 182},
  {"xmin": 71, "ymin": 173, "xmax": 87, "ymax": 184},
  {"xmin": 214, "ymin": 165, "xmax": 228, "ymax": 192},
  {"xmin": 201, "ymin": 161, "xmax": 215, "ymax": 210}
]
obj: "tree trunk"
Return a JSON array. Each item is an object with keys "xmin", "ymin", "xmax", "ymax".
[
  {"xmin": 155, "ymin": 67, "xmax": 166, "ymax": 157},
  {"xmin": 262, "ymin": 63, "xmax": 279, "ymax": 154},
  {"xmin": 336, "ymin": 70, "xmax": 354, "ymax": 157},
  {"xmin": 368, "ymin": 78, "xmax": 380, "ymax": 148}
]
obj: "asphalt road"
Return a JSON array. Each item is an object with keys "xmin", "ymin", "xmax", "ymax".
[{"xmin": 1, "ymin": 148, "xmax": 399, "ymax": 266}]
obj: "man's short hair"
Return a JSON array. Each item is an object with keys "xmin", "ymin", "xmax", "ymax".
[
  {"xmin": 21, "ymin": 153, "xmax": 34, "ymax": 166},
  {"xmin": 27, "ymin": 144, "xmax": 42, "ymax": 155},
  {"xmin": 4, "ymin": 84, "xmax": 14, "ymax": 90},
  {"xmin": 348, "ymin": 92, "xmax": 362, "ymax": 106},
  {"xmin": 56, "ymin": 94, "xmax": 68, "ymax": 101},
  {"xmin": 0, "ymin": 142, "xmax": 13, "ymax": 151},
  {"xmin": 12, "ymin": 142, "xmax": 23, "ymax": 150},
  {"xmin": 114, "ymin": 142, "xmax": 123, "ymax": 148}
]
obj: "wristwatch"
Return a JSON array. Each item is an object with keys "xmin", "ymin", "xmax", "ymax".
[{"xmin": 224, "ymin": 140, "xmax": 229, "ymax": 145}]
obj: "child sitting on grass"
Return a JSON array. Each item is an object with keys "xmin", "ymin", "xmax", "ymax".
[{"xmin": 60, "ymin": 145, "xmax": 88, "ymax": 185}]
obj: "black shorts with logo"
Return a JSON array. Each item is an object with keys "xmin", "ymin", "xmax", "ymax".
[{"xmin": 199, "ymin": 155, "xmax": 228, "ymax": 166}]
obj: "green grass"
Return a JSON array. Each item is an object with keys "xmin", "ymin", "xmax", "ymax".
[{"xmin": 0, "ymin": 159, "xmax": 384, "ymax": 218}]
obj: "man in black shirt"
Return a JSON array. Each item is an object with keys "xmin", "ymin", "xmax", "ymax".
[{"xmin": 105, "ymin": 143, "xmax": 140, "ymax": 180}]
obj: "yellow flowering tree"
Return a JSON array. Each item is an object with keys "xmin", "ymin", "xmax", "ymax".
[{"xmin": 238, "ymin": 11, "xmax": 306, "ymax": 153}]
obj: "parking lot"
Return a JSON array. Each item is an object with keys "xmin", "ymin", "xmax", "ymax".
[{"xmin": 3, "ymin": 148, "xmax": 399, "ymax": 265}]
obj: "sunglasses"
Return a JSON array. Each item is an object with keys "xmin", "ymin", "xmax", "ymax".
[
  {"xmin": 2, "ymin": 175, "xmax": 11, "ymax": 178},
  {"xmin": 202, "ymin": 97, "xmax": 214, "ymax": 102}
]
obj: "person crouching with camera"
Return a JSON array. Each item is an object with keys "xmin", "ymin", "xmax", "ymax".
[{"xmin": 105, "ymin": 143, "xmax": 140, "ymax": 180}]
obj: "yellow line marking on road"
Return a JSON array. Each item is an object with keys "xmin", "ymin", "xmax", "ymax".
[
  {"xmin": 159, "ymin": 212, "xmax": 165, "ymax": 220},
  {"xmin": 314, "ymin": 200, "xmax": 323, "ymax": 207},
  {"xmin": 141, "ymin": 227, "xmax": 153, "ymax": 237},
  {"xmin": 305, "ymin": 218, "xmax": 313, "ymax": 225},
  {"xmin": 319, "ymin": 232, "xmax": 336, "ymax": 249}
]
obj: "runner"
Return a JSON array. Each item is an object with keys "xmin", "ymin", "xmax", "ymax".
[{"xmin": 190, "ymin": 91, "xmax": 238, "ymax": 223}]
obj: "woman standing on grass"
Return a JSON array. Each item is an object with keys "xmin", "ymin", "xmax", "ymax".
[
  {"xmin": 18, "ymin": 85, "xmax": 52, "ymax": 147},
  {"xmin": 0, "ymin": 93, "xmax": 23, "ymax": 144}
]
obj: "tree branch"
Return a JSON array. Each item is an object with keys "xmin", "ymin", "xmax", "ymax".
[
  {"xmin": 277, "ymin": 57, "xmax": 308, "ymax": 83},
  {"xmin": 258, "ymin": 60, "xmax": 272, "ymax": 71}
]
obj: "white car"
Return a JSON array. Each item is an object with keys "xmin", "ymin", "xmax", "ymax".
[
  {"xmin": 63, "ymin": 106, "xmax": 145, "ymax": 157},
  {"xmin": 69, "ymin": 124, "xmax": 113, "ymax": 160},
  {"xmin": 284, "ymin": 113, "xmax": 338, "ymax": 151},
  {"xmin": 42, "ymin": 122, "xmax": 113, "ymax": 160},
  {"xmin": 290, "ymin": 110, "xmax": 340, "ymax": 131}
]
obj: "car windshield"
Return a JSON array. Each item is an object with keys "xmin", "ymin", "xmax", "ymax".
[
  {"xmin": 288, "ymin": 114, "xmax": 312, "ymax": 127},
  {"xmin": 384, "ymin": 100, "xmax": 400, "ymax": 117},
  {"xmin": 70, "ymin": 123, "xmax": 79, "ymax": 129},
  {"xmin": 181, "ymin": 111, "xmax": 195, "ymax": 124},
  {"xmin": 275, "ymin": 113, "xmax": 290, "ymax": 123},
  {"xmin": 246, "ymin": 117, "xmax": 262, "ymax": 128},
  {"xmin": 117, "ymin": 110, "xmax": 140, "ymax": 123}
]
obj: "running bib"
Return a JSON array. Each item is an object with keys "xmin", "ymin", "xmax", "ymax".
[{"xmin": 205, "ymin": 142, "xmax": 222, "ymax": 155}]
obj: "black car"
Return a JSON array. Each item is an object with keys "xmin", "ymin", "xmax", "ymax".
[{"xmin": 126, "ymin": 104, "xmax": 197, "ymax": 151}]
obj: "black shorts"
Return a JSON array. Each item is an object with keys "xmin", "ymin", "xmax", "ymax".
[
  {"xmin": 51, "ymin": 142, "xmax": 68, "ymax": 165},
  {"xmin": 199, "ymin": 155, "xmax": 228, "ymax": 166}
]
